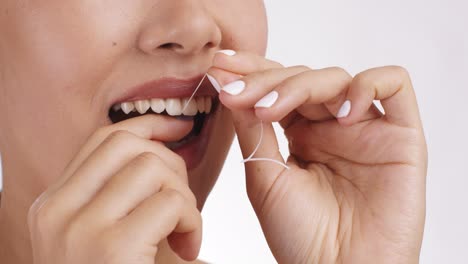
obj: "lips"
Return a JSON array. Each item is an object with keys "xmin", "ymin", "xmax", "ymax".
[
  {"xmin": 107, "ymin": 74, "xmax": 220, "ymax": 170},
  {"xmin": 112, "ymin": 74, "xmax": 218, "ymax": 104}
]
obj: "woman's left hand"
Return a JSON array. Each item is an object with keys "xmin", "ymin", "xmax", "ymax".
[{"xmin": 208, "ymin": 51, "xmax": 427, "ymax": 264}]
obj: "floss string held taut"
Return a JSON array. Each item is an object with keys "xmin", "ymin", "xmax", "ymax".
[
  {"xmin": 181, "ymin": 74, "xmax": 207, "ymax": 113},
  {"xmin": 182, "ymin": 73, "xmax": 290, "ymax": 170},
  {"xmin": 241, "ymin": 120, "xmax": 290, "ymax": 170}
]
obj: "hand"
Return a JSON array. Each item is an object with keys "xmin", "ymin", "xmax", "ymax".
[
  {"xmin": 209, "ymin": 51, "xmax": 427, "ymax": 264},
  {"xmin": 27, "ymin": 115, "xmax": 202, "ymax": 263}
]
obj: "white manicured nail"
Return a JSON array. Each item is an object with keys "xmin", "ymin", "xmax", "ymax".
[
  {"xmin": 207, "ymin": 74, "xmax": 221, "ymax": 93},
  {"xmin": 216, "ymin": 49, "xmax": 236, "ymax": 56},
  {"xmin": 337, "ymin": 100, "xmax": 351, "ymax": 118},
  {"xmin": 255, "ymin": 91, "xmax": 279, "ymax": 108},
  {"xmin": 222, "ymin": 80, "xmax": 245, "ymax": 95}
]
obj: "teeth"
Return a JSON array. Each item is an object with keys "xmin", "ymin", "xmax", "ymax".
[
  {"xmin": 196, "ymin": 97, "xmax": 205, "ymax": 113},
  {"xmin": 135, "ymin": 100, "xmax": 151, "ymax": 114},
  {"xmin": 114, "ymin": 96, "xmax": 213, "ymax": 116},
  {"xmin": 165, "ymin": 98, "xmax": 182, "ymax": 116},
  {"xmin": 113, "ymin": 104, "xmax": 121, "ymax": 111},
  {"xmin": 121, "ymin": 102, "xmax": 135, "ymax": 114},
  {"xmin": 205, "ymin": 97, "xmax": 212, "ymax": 113},
  {"xmin": 151, "ymin": 98, "xmax": 166, "ymax": 114},
  {"xmin": 182, "ymin": 98, "xmax": 198, "ymax": 116}
]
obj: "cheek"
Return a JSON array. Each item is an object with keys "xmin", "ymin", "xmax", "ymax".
[
  {"xmin": 4, "ymin": 1, "xmax": 142, "ymax": 89},
  {"xmin": 0, "ymin": 1, "xmax": 143, "ymax": 181}
]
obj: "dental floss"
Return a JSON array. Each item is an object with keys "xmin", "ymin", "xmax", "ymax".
[
  {"xmin": 182, "ymin": 73, "xmax": 290, "ymax": 170},
  {"xmin": 181, "ymin": 74, "xmax": 207, "ymax": 113},
  {"xmin": 241, "ymin": 120, "xmax": 290, "ymax": 170}
]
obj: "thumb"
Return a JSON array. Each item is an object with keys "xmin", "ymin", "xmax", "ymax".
[{"xmin": 231, "ymin": 109, "xmax": 288, "ymax": 208}]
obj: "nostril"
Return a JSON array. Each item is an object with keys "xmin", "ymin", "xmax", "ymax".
[
  {"xmin": 205, "ymin": 41, "xmax": 216, "ymax": 49},
  {"xmin": 159, "ymin": 43, "xmax": 184, "ymax": 50},
  {"xmin": 157, "ymin": 41, "xmax": 216, "ymax": 53}
]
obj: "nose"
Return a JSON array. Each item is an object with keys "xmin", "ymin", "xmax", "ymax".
[{"xmin": 138, "ymin": 1, "xmax": 222, "ymax": 56}]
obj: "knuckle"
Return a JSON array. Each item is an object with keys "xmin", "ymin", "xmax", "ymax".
[
  {"xmin": 173, "ymin": 153, "xmax": 187, "ymax": 170},
  {"xmin": 151, "ymin": 142, "xmax": 187, "ymax": 176},
  {"xmin": 246, "ymin": 70, "xmax": 270, "ymax": 87},
  {"xmin": 274, "ymin": 61, "xmax": 285, "ymax": 68},
  {"xmin": 390, "ymin": 65, "xmax": 411, "ymax": 80},
  {"xmin": 62, "ymin": 218, "xmax": 84, "ymax": 248},
  {"xmin": 30, "ymin": 200, "xmax": 58, "ymax": 231},
  {"xmin": 330, "ymin": 67, "xmax": 352, "ymax": 82},
  {"xmin": 27, "ymin": 195, "xmax": 45, "ymax": 225},
  {"xmin": 173, "ymin": 184, "xmax": 198, "ymax": 208},
  {"xmin": 106, "ymin": 130, "xmax": 134, "ymax": 143},
  {"xmin": 163, "ymin": 189, "xmax": 185, "ymax": 207},
  {"xmin": 291, "ymin": 65, "xmax": 311, "ymax": 72},
  {"xmin": 115, "ymin": 152, "xmax": 162, "ymax": 184},
  {"xmin": 185, "ymin": 188, "xmax": 198, "ymax": 208},
  {"xmin": 92, "ymin": 126, "xmax": 112, "ymax": 141},
  {"xmin": 353, "ymin": 66, "xmax": 413, "ymax": 92},
  {"xmin": 267, "ymin": 61, "xmax": 284, "ymax": 69},
  {"xmin": 101, "ymin": 130, "xmax": 138, "ymax": 150},
  {"xmin": 352, "ymin": 71, "xmax": 372, "ymax": 87},
  {"xmin": 136, "ymin": 151, "xmax": 161, "ymax": 164}
]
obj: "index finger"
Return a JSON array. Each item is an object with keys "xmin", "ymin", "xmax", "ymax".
[
  {"xmin": 66, "ymin": 114, "xmax": 192, "ymax": 180},
  {"xmin": 30, "ymin": 115, "xmax": 193, "ymax": 211},
  {"xmin": 212, "ymin": 50, "xmax": 283, "ymax": 75}
]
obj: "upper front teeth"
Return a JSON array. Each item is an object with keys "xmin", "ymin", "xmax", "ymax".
[
  {"xmin": 114, "ymin": 96, "xmax": 213, "ymax": 116},
  {"xmin": 165, "ymin": 98, "xmax": 182, "ymax": 116}
]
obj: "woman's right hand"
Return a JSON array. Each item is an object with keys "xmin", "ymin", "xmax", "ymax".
[{"xmin": 27, "ymin": 115, "xmax": 201, "ymax": 264}]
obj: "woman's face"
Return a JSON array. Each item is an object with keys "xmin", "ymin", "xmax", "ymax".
[{"xmin": 0, "ymin": 0, "xmax": 267, "ymax": 207}]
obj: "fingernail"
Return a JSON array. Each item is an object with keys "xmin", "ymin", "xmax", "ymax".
[
  {"xmin": 206, "ymin": 74, "xmax": 221, "ymax": 93},
  {"xmin": 255, "ymin": 91, "xmax": 279, "ymax": 108},
  {"xmin": 216, "ymin": 49, "xmax": 236, "ymax": 56},
  {"xmin": 337, "ymin": 100, "xmax": 351, "ymax": 118},
  {"xmin": 222, "ymin": 80, "xmax": 245, "ymax": 95}
]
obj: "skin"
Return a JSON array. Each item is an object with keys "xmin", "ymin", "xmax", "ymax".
[{"xmin": 0, "ymin": 0, "xmax": 427, "ymax": 264}]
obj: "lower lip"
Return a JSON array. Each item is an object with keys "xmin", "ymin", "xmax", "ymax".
[{"xmin": 170, "ymin": 105, "xmax": 218, "ymax": 170}]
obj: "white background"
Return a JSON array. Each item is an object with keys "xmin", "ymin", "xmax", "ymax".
[
  {"xmin": 199, "ymin": 0, "xmax": 468, "ymax": 263},
  {"xmin": 1, "ymin": 0, "xmax": 467, "ymax": 263}
]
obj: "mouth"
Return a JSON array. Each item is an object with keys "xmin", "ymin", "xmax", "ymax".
[{"xmin": 107, "ymin": 75, "xmax": 219, "ymax": 169}]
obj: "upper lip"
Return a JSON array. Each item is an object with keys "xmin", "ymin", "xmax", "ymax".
[{"xmin": 110, "ymin": 74, "xmax": 218, "ymax": 107}]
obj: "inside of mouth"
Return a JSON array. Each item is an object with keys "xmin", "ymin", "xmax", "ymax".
[{"xmin": 108, "ymin": 105, "xmax": 210, "ymax": 149}]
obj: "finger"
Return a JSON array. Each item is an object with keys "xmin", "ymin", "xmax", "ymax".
[
  {"xmin": 35, "ymin": 116, "xmax": 192, "ymax": 218},
  {"xmin": 64, "ymin": 114, "xmax": 192, "ymax": 179},
  {"xmin": 76, "ymin": 152, "xmax": 195, "ymax": 225},
  {"xmin": 217, "ymin": 66, "xmax": 380, "ymax": 123},
  {"xmin": 33, "ymin": 115, "xmax": 192, "ymax": 209},
  {"xmin": 337, "ymin": 66, "xmax": 422, "ymax": 128},
  {"xmin": 254, "ymin": 67, "xmax": 382, "ymax": 123},
  {"xmin": 118, "ymin": 188, "xmax": 202, "ymax": 261},
  {"xmin": 212, "ymin": 50, "xmax": 283, "ymax": 75},
  {"xmin": 167, "ymin": 230, "xmax": 202, "ymax": 262},
  {"xmin": 231, "ymin": 109, "xmax": 289, "ymax": 208},
  {"xmin": 207, "ymin": 67, "xmax": 243, "ymax": 89},
  {"xmin": 218, "ymin": 66, "xmax": 310, "ymax": 109},
  {"xmin": 255, "ymin": 67, "xmax": 379, "ymax": 123}
]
